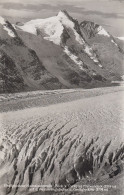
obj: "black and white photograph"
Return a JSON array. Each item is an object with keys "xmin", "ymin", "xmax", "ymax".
[{"xmin": 0, "ymin": 0, "xmax": 124, "ymax": 194}]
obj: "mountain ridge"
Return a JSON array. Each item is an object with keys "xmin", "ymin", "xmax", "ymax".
[{"xmin": 0, "ymin": 10, "xmax": 124, "ymax": 93}]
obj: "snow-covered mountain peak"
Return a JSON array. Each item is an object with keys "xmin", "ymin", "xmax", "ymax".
[
  {"xmin": 16, "ymin": 12, "xmax": 102, "ymax": 66},
  {"xmin": 0, "ymin": 11, "xmax": 124, "ymax": 94},
  {"xmin": 57, "ymin": 10, "xmax": 71, "ymax": 20},
  {"xmin": 0, "ymin": 16, "xmax": 6, "ymax": 25},
  {"xmin": 58, "ymin": 10, "xmax": 68, "ymax": 16},
  {"xmin": 80, "ymin": 21, "xmax": 110, "ymax": 38},
  {"xmin": 17, "ymin": 11, "xmax": 78, "ymax": 45},
  {"xmin": 58, "ymin": 12, "xmax": 74, "ymax": 29}
]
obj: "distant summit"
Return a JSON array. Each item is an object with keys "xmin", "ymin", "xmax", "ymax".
[{"xmin": 80, "ymin": 21, "xmax": 110, "ymax": 38}]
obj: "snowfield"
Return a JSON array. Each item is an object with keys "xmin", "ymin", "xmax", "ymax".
[{"xmin": 0, "ymin": 87, "xmax": 124, "ymax": 195}]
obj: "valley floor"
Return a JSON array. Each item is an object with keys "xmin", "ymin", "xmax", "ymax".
[{"xmin": 0, "ymin": 86, "xmax": 124, "ymax": 195}]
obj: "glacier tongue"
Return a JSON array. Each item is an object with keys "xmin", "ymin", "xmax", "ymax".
[{"xmin": 0, "ymin": 90, "xmax": 124, "ymax": 194}]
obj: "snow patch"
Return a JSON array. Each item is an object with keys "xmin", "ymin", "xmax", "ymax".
[
  {"xmin": 0, "ymin": 16, "xmax": 6, "ymax": 25},
  {"xmin": 111, "ymin": 39, "xmax": 118, "ymax": 47},
  {"xmin": 19, "ymin": 21, "xmax": 37, "ymax": 35},
  {"xmin": 97, "ymin": 26, "xmax": 110, "ymax": 37},
  {"xmin": 64, "ymin": 46, "xmax": 84, "ymax": 70},
  {"xmin": 117, "ymin": 37, "xmax": 124, "ymax": 41},
  {"xmin": 3, "ymin": 25, "xmax": 16, "ymax": 37},
  {"xmin": 0, "ymin": 16, "xmax": 16, "ymax": 37},
  {"xmin": 93, "ymin": 59, "xmax": 99, "ymax": 63},
  {"xmin": 99, "ymin": 64, "xmax": 103, "ymax": 68},
  {"xmin": 74, "ymin": 31, "xmax": 84, "ymax": 45},
  {"xmin": 84, "ymin": 45, "xmax": 102, "ymax": 66},
  {"xmin": 92, "ymin": 72, "xmax": 97, "ymax": 76},
  {"xmin": 84, "ymin": 46, "xmax": 92, "ymax": 57},
  {"xmin": 12, "ymin": 24, "xmax": 16, "ymax": 30}
]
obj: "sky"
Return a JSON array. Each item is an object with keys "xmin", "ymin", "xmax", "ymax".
[{"xmin": 0, "ymin": 0, "xmax": 124, "ymax": 36}]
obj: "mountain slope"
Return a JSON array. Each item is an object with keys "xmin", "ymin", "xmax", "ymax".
[
  {"xmin": 0, "ymin": 11, "xmax": 124, "ymax": 93},
  {"xmin": 0, "ymin": 16, "xmax": 64, "ymax": 93},
  {"xmin": 16, "ymin": 10, "xmax": 124, "ymax": 84},
  {"xmin": 17, "ymin": 11, "xmax": 103, "ymax": 67},
  {"xmin": 80, "ymin": 21, "xmax": 124, "ymax": 81}
]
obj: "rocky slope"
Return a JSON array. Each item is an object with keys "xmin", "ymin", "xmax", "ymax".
[
  {"xmin": 0, "ymin": 11, "xmax": 124, "ymax": 93},
  {"xmin": 0, "ymin": 16, "xmax": 64, "ymax": 93},
  {"xmin": 0, "ymin": 88, "xmax": 124, "ymax": 195},
  {"xmin": 80, "ymin": 20, "xmax": 124, "ymax": 81}
]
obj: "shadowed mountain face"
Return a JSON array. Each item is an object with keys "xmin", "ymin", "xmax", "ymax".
[
  {"xmin": 80, "ymin": 21, "xmax": 124, "ymax": 81},
  {"xmin": 0, "ymin": 17, "xmax": 64, "ymax": 93},
  {"xmin": 0, "ymin": 11, "xmax": 124, "ymax": 93}
]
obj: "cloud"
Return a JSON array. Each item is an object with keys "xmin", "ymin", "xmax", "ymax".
[
  {"xmin": 1, "ymin": 3, "xmax": 58, "ymax": 11},
  {"xmin": 0, "ymin": 1, "xmax": 124, "ymax": 19},
  {"xmin": 81, "ymin": 10, "xmax": 124, "ymax": 19},
  {"xmin": 110, "ymin": 0, "xmax": 124, "ymax": 1},
  {"xmin": 0, "ymin": 3, "xmax": 85, "ymax": 14},
  {"xmin": 0, "ymin": 6, "xmax": 35, "ymax": 18},
  {"xmin": 0, "ymin": 0, "xmax": 113, "ymax": 6}
]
